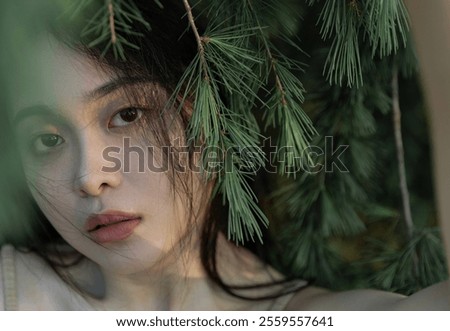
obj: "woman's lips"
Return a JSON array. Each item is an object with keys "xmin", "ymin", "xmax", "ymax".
[{"xmin": 85, "ymin": 212, "xmax": 141, "ymax": 244}]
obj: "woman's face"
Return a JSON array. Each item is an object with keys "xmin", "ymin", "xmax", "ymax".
[{"xmin": 12, "ymin": 37, "xmax": 199, "ymax": 274}]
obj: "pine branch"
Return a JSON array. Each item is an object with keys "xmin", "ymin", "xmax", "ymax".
[
  {"xmin": 392, "ymin": 65, "xmax": 419, "ymax": 279},
  {"xmin": 349, "ymin": 0, "xmax": 362, "ymax": 17},
  {"xmin": 392, "ymin": 67, "xmax": 413, "ymax": 239},
  {"xmin": 108, "ymin": 0, "xmax": 117, "ymax": 44},
  {"xmin": 75, "ymin": 0, "xmax": 150, "ymax": 60},
  {"xmin": 182, "ymin": 0, "xmax": 208, "ymax": 79},
  {"xmin": 365, "ymin": 0, "xmax": 409, "ymax": 58},
  {"xmin": 314, "ymin": 0, "xmax": 410, "ymax": 87},
  {"xmin": 247, "ymin": 0, "xmax": 287, "ymax": 105},
  {"xmin": 175, "ymin": 2, "xmax": 269, "ymax": 243},
  {"xmin": 246, "ymin": 0, "xmax": 316, "ymax": 173}
]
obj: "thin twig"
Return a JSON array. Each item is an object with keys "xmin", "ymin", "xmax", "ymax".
[
  {"xmin": 247, "ymin": 0, "xmax": 287, "ymax": 106},
  {"xmin": 182, "ymin": 0, "xmax": 223, "ymax": 150},
  {"xmin": 349, "ymin": 0, "xmax": 362, "ymax": 17},
  {"xmin": 392, "ymin": 65, "xmax": 419, "ymax": 277},
  {"xmin": 182, "ymin": 0, "xmax": 209, "ymax": 79},
  {"xmin": 108, "ymin": 0, "xmax": 117, "ymax": 44}
]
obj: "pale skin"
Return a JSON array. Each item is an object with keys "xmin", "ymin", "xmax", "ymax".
[
  {"xmin": 0, "ymin": 28, "xmax": 449, "ymax": 310},
  {"xmin": 2, "ymin": 36, "xmax": 290, "ymax": 310}
]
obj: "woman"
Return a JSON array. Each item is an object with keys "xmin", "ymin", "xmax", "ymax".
[{"xmin": 0, "ymin": 0, "xmax": 449, "ymax": 310}]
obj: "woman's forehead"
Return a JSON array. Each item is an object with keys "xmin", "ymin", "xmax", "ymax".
[{"xmin": 10, "ymin": 35, "xmax": 112, "ymax": 118}]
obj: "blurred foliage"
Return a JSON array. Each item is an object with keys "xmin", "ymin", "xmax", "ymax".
[
  {"xmin": 264, "ymin": 0, "xmax": 447, "ymax": 293},
  {"xmin": 0, "ymin": 0, "xmax": 66, "ymax": 246}
]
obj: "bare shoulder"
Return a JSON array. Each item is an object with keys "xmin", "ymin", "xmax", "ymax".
[
  {"xmin": 286, "ymin": 281, "xmax": 449, "ymax": 310},
  {"xmin": 393, "ymin": 281, "xmax": 449, "ymax": 310},
  {"xmin": 285, "ymin": 286, "xmax": 404, "ymax": 310}
]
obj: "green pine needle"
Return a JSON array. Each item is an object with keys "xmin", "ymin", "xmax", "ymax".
[
  {"xmin": 75, "ymin": 0, "xmax": 151, "ymax": 61},
  {"xmin": 365, "ymin": 0, "xmax": 409, "ymax": 58}
]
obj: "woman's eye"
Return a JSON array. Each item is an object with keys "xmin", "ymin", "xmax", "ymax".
[
  {"xmin": 31, "ymin": 134, "xmax": 65, "ymax": 154},
  {"xmin": 109, "ymin": 107, "xmax": 143, "ymax": 128}
]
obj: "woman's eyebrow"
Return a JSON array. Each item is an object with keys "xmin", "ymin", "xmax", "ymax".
[
  {"xmin": 13, "ymin": 77, "xmax": 152, "ymax": 126},
  {"xmin": 12, "ymin": 105, "xmax": 59, "ymax": 127},
  {"xmin": 83, "ymin": 76, "xmax": 150, "ymax": 102}
]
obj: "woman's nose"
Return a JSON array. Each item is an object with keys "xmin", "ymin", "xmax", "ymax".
[{"xmin": 74, "ymin": 139, "xmax": 122, "ymax": 197}]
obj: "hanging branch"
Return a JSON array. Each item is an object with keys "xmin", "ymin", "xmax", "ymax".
[
  {"xmin": 349, "ymin": 0, "xmax": 362, "ymax": 17},
  {"xmin": 178, "ymin": 0, "xmax": 269, "ymax": 243},
  {"xmin": 247, "ymin": 0, "xmax": 287, "ymax": 106},
  {"xmin": 392, "ymin": 66, "xmax": 413, "ymax": 238},
  {"xmin": 313, "ymin": 0, "xmax": 410, "ymax": 87},
  {"xmin": 392, "ymin": 65, "xmax": 419, "ymax": 279},
  {"xmin": 108, "ymin": 0, "xmax": 117, "ymax": 44},
  {"xmin": 182, "ymin": 0, "xmax": 209, "ymax": 79},
  {"xmin": 246, "ymin": 0, "xmax": 316, "ymax": 174},
  {"xmin": 75, "ymin": 0, "xmax": 151, "ymax": 60}
]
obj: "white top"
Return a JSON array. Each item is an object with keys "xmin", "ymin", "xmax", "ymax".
[
  {"xmin": 0, "ymin": 244, "xmax": 95, "ymax": 310},
  {"xmin": 0, "ymin": 244, "xmax": 296, "ymax": 311},
  {"xmin": 1, "ymin": 245, "xmax": 17, "ymax": 310},
  {"xmin": 2, "ymin": 244, "xmax": 449, "ymax": 310}
]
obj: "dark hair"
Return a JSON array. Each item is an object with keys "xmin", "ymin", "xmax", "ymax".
[{"xmin": 16, "ymin": 0, "xmax": 307, "ymax": 301}]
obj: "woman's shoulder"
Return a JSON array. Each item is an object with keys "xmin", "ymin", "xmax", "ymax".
[
  {"xmin": 285, "ymin": 281, "xmax": 450, "ymax": 310},
  {"xmin": 0, "ymin": 244, "xmax": 92, "ymax": 310}
]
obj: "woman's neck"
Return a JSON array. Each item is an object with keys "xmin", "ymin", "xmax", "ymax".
[{"xmin": 69, "ymin": 234, "xmax": 285, "ymax": 310}]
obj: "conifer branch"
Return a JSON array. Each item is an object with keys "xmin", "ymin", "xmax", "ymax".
[
  {"xmin": 247, "ymin": 0, "xmax": 287, "ymax": 106},
  {"xmin": 349, "ymin": 0, "xmax": 362, "ymax": 17},
  {"xmin": 182, "ymin": 0, "xmax": 209, "ymax": 79},
  {"xmin": 392, "ymin": 67, "xmax": 413, "ymax": 239},
  {"xmin": 108, "ymin": 0, "xmax": 117, "ymax": 44},
  {"xmin": 392, "ymin": 66, "xmax": 419, "ymax": 279}
]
